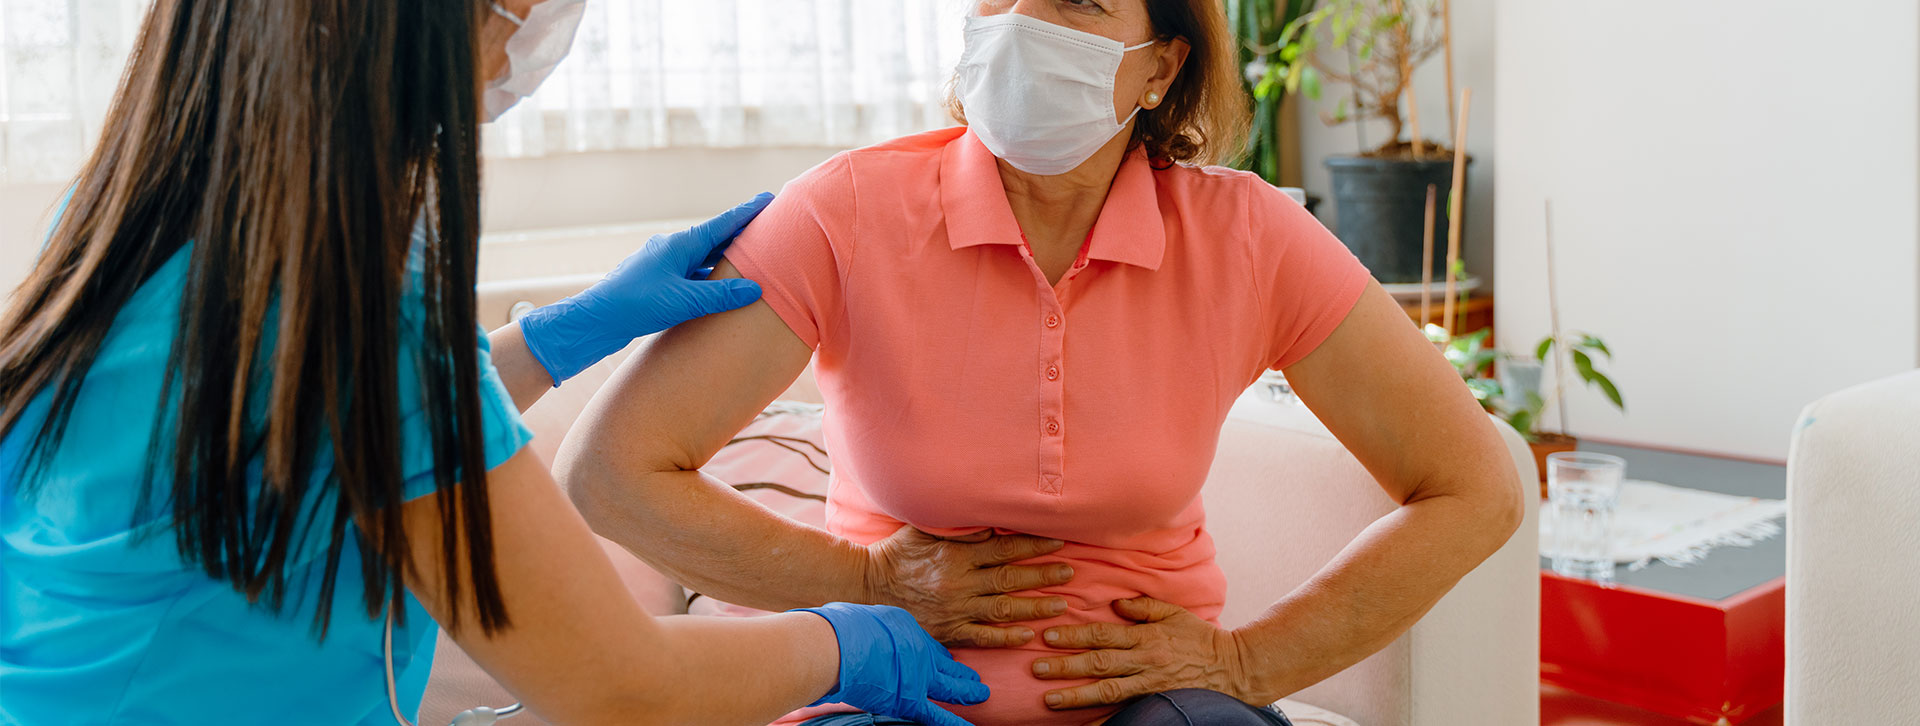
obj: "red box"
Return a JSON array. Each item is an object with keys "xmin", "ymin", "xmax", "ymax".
[{"xmin": 1540, "ymin": 571, "xmax": 1785, "ymax": 725}]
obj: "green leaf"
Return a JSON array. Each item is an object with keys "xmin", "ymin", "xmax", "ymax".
[
  {"xmin": 1467, "ymin": 377, "xmax": 1503, "ymax": 409},
  {"xmin": 1359, "ymin": 40, "xmax": 1373, "ymax": 61},
  {"xmin": 1464, "ymin": 350, "xmax": 1499, "ymax": 376},
  {"xmin": 1579, "ymin": 334, "xmax": 1613, "ymax": 359},
  {"xmin": 1285, "ymin": 62, "xmax": 1306, "ymax": 96},
  {"xmin": 1332, "ymin": 14, "xmax": 1350, "ymax": 47},
  {"xmin": 1571, "ymin": 349, "xmax": 1595, "ymax": 381},
  {"xmin": 1254, "ymin": 72, "xmax": 1280, "ymax": 99},
  {"xmin": 1534, "ymin": 336, "xmax": 1554, "ymax": 362},
  {"xmin": 1280, "ymin": 44, "xmax": 1301, "ymax": 63},
  {"xmin": 1571, "ymin": 350, "xmax": 1627, "ymax": 411},
  {"xmin": 1301, "ymin": 67, "xmax": 1321, "ymax": 100},
  {"xmin": 1591, "ymin": 372, "xmax": 1625, "ymax": 411},
  {"xmin": 1506, "ymin": 409, "xmax": 1535, "ymax": 438}
]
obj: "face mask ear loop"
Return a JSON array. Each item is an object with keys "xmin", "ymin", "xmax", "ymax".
[
  {"xmin": 490, "ymin": 3, "xmax": 526, "ymax": 27},
  {"xmin": 1117, "ymin": 40, "xmax": 1157, "ymax": 126}
]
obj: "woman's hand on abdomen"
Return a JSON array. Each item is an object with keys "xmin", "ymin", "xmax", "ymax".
[
  {"xmin": 864, "ymin": 525, "xmax": 1079, "ymax": 648},
  {"xmin": 1029, "ymin": 597, "xmax": 1256, "ymax": 713}
]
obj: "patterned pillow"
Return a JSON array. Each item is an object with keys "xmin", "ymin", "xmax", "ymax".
[{"xmin": 686, "ymin": 401, "xmax": 832, "ymax": 617}]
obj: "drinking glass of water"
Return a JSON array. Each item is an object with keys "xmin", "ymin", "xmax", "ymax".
[{"xmin": 1547, "ymin": 451, "xmax": 1627, "ymax": 583}]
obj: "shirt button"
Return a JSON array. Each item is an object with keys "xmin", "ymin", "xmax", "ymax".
[
  {"xmin": 1045, "ymin": 420, "xmax": 1060, "ymax": 436},
  {"xmin": 1045, "ymin": 314, "xmax": 1060, "ymax": 328},
  {"xmin": 1045, "ymin": 365, "xmax": 1059, "ymax": 381}
]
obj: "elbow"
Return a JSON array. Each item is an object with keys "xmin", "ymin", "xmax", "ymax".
[
  {"xmin": 553, "ymin": 434, "xmax": 619, "ymax": 531},
  {"xmin": 1492, "ymin": 466, "xmax": 1527, "ymax": 546},
  {"xmin": 1479, "ymin": 451, "xmax": 1527, "ymax": 552}
]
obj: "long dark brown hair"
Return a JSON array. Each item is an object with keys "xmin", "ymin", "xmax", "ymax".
[{"xmin": 0, "ymin": 0, "xmax": 507, "ymax": 637}]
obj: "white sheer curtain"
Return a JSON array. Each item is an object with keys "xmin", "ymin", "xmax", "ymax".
[
  {"xmin": 0, "ymin": 0, "xmax": 147, "ymax": 184},
  {"xmin": 0, "ymin": 0, "xmax": 967, "ymax": 184},
  {"xmin": 487, "ymin": 0, "xmax": 967, "ymax": 157}
]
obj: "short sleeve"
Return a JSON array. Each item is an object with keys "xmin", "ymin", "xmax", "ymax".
[
  {"xmin": 723, "ymin": 154, "xmax": 857, "ymax": 350},
  {"xmin": 395, "ymin": 325, "xmax": 536, "ymax": 500},
  {"xmin": 1248, "ymin": 176, "xmax": 1373, "ymax": 371}
]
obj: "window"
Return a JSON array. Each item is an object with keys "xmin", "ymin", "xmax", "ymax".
[{"xmin": 0, "ymin": 0, "xmax": 965, "ymax": 183}]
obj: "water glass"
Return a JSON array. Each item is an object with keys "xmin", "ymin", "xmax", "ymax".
[{"xmin": 1547, "ymin": 451, "xmax": 1626, "ymax": 582}]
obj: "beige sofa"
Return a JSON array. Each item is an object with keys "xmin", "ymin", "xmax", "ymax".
[
  {"xmin": 421, "ymin": 276, "xmax": 1541, "ymax": 726},
  {"xmin": 1785, "ymin": 370, "xmax": 1920, "ymax": 724}
]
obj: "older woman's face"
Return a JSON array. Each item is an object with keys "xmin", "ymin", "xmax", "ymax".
[{"xmin": 973, "ymin": 0, "xmax": 1187, "ymax": 125}]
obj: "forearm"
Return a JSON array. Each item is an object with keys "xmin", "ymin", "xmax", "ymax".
[
  {"xmin": 1229, "ymin": 485, "xmax": 1520, "ymax": 703},
  {"xmin": 643, "ymin": 612, "xmax": 841, "ymax": 726},
  {"xmin": 568, "ymin": 461, "xmax": 877, "ymax": 612},
  {"xmin": 486, "ymin": 321, "xmax": 556, "ymax": 412}
]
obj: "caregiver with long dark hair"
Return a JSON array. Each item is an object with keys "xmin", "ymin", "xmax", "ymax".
[{"xmin": 0, "ymin": 2, "xmax": 996, "ymax": 725}]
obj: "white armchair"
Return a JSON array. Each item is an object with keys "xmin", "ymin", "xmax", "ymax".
[
  {"xmin": 1785, "ymin": 370, "xmax": 1920, "ymax": 724},
  {"xmin": 420, "ymin": 276, "xmax": 1541, "ymax": 726},
  {"xmin": 1211, "ymin": 393, "xmax": 1539, "ymax": 726}
]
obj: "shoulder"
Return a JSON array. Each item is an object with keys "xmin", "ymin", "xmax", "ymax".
[{"xmin": 1152, "ymin": 163, "xmax": 1320, "ymax": 255}]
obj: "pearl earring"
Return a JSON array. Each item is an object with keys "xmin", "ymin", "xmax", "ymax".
[{"xmin": 1145, "ymin": 91, "xmax": 1161, "ymax": 106}]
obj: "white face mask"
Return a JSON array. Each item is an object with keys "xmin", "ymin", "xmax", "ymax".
[
  {"xmin": 954, "ymin": 13, "xmax": 1154, "ymax": 176},
  {"xmin": 484, "ymin": 0, "xmax": 588, "ymax": 122}
]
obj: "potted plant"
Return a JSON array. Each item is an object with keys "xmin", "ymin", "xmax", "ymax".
[
  {"xmin": 1275, "ymin": 0, "xmax": 1468, "ymax": 285},
  {"xmin": 1429, "ymin": 325, "xmax": 1627, "ymax": 494},
  {"xmin": 1229, "ymin": 0, "xmax": 1317, "ymax": 188}
]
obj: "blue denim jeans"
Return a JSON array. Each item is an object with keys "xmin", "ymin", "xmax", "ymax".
[{"xmin": 801, "ymin": 689, "xmax": 1294, "ymax": 726}]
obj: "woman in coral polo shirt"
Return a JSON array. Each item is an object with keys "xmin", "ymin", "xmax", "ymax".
[{"xmin": 557, "ymin": 1, "xmax": 1523, "ymax": 725}]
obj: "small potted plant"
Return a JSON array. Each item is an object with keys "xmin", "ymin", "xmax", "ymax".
[
  {"xmin": 1274, "ymin": 0, "xmax": 1468, "ymax": 285},
  {"xmin": 1429, "ymin": 326, "xmax": 1627, "ymax": 494}
]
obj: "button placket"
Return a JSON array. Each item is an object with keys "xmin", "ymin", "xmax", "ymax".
[{"xmin": 1038, "ymin": 293, "xmax": 1069, "ymax": 495}]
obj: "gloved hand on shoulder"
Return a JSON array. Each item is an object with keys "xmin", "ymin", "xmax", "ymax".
[{"xmin": 517, "ymin": 193, "xmax": 771, "ymax": 386}]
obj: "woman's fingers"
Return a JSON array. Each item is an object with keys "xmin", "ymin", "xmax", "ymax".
[
  {"xmin": 968, "ymin": 562, "xmax": 1075, "ymax": 596},
  {"xmin": 1041, "ymin": 621, "xmax": 1143, "ymax": 650},
  {"xmin": 967, "ymin": 592, "xmax": 1069, "ymax": 623},
  {"xmin": 947, "ymin": 622, "xmax": 1037, "ymax": 648},
  {"xmin": 962, "ymin": 533, "xmax": 1066, "ymax": 567},
  {"xmin": 1044, "ymin": 675, "xmax": 1155, "ymax": 710},
  {"xmin": 1031, "ymin": 648, "xmax": 1145, "ymax": 680},
  {"xmin": 1111, "ymin": 596, "xmax": 1186, "ymax": 623}
]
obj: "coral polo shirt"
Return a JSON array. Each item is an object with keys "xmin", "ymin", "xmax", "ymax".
[{"xmin": 726, "ymin": 127, "xmax": 1370, "ymax": 725}]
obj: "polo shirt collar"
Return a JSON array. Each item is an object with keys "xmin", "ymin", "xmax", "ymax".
[{"xmin": 939, "ymin": 129, "xmax": 1166, "ymax": 271}]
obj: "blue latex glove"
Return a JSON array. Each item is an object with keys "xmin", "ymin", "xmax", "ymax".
[
  {"xmin": 796, "ymin": 603, "xmax": 990, "ymax": 726},
  {"xmin": 518, "ymin": 193, "xmax": 772, "ymax": 386}
]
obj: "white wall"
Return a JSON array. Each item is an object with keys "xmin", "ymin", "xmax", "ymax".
[
  {"xmin": 1494, "ymin": 0, "xmax": 1920, "ymax": 460},
  {"xmin": 0, "ymin": 147, "xmax": 840, "ymax": 292},
  {"xmin": 0, "ymin": 182, "xmax": 67, "ymax": 292},
  {"xmin": 1298, "ymin": 0, "xmax": 1498, "ymax": 288}
]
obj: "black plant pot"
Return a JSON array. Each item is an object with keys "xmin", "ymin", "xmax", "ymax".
[{"xmin": 1324, "ymin": 156, "xmax": 1471, "ymax": 285}]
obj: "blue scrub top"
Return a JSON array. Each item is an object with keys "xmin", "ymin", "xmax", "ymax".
[{"xmin": 0, "ymin": 239, "xmax": 534, "ymax": 724}]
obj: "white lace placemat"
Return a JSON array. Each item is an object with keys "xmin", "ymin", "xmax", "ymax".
[{"xmin": 1541, "ymin": 479, "xmax": 1787, "ymax": 570}]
